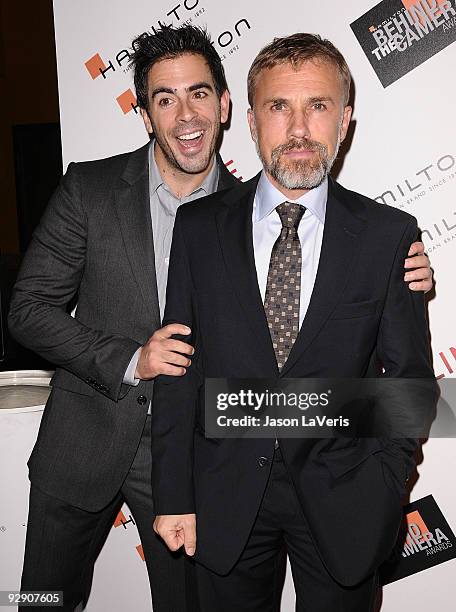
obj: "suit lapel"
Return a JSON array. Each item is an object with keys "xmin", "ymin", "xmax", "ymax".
[
  {"xmin": 215, "ymin": 175, "xmax": 278, "ymax": 375},
  {"xmin": 114, "ymin": 143, "xmax": 161, "ymax": 327},
  {"xmin": 280, "ymin": 179, "xmax": 367, "ymax": 376}
]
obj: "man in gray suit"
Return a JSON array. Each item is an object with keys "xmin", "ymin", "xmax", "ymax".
[
  {"xmin": 8, "ymin": 25, "xmax": 431, "ymax": 612},
  {"xmin": 8, "ymin": 26, "xmax": 234, "ymax": 612}
]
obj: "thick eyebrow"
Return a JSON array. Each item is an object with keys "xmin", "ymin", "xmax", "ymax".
[
  {"xmin": 187, "ymin": 81, "xmax": 214, "ymax": 93},
  {"xmin": 151, "ymin": 87, "xmax": 176, "ymax": 99},
  {"xmin": 151, "ymin": 82, "xmax": 214, "ymax": 99}
]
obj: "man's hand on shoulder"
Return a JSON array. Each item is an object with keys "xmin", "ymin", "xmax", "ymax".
[
  {"xmin": 153, "ymin": 513, "xmax": 196, "ymax": 556},
  {"xmin": 135, "ymin": 323, "xmax": 194, "ymax": 380},
  {"xmin": 404, "ymin": 241, "xmax": 433, "ymax": 292}
]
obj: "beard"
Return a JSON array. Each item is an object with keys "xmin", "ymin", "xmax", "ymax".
[{"xmin": 257, "ymin": 135, "xmax": 340, "ymax": 191}]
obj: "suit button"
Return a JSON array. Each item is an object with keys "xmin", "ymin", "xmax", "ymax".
[
  {"xmin": 258, "ymin": 456, "xmax": 269, "ymax": 468},
  {"xmin": 137, "ymin": 395, "xmax": 147, "ymax": 405}
]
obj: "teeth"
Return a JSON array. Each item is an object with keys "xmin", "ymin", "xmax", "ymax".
[{"xmin": 177, "ymin": 131, "xmax": 203, "ymax": 141}]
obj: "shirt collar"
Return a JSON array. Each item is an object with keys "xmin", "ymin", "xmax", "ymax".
[
  {"xmin": 254, "ymin": 170, "xmax": 327, "ymax": 225},
  {"xmin": 149, "ymin": 139, "xmax": 219, "ymax": 198}
]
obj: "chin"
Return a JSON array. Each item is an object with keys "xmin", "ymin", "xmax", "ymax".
[
  {"xmin": 183, "ymin": 154, "xmax": 212, "ymax": 172},
  {"xmin": 177, "ymin": 159, "xmax": 209, "ymax": 174}
]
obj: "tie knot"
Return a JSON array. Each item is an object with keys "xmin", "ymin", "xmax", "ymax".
[{"xmin": 276, "ymin": 202, "xmax": 305, "ymax": 229}]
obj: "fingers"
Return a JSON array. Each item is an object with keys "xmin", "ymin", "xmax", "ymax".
[
  {"xmin": 407, "ymin": 241, "xmax": 424, "ymax": 257},
  {"xmin": 153, "ymin": 516, "xmax": 182, "ymax": 551},
  {"xmin": 135, "ymin": 323, "xmax": 195, "ymax": 379},
  {"xmin": 408, "ymin": 280, "xmax": 432, "ymax": 292},
  {"xmin": 155, "ymin": 323, "xmax": 191, "ymax": 339},
  {"xmin": 161, "ymin": 351, "xmax": 192, "ymax": 368},
  {"xmin": 162, "ymin": 529, "xmax": 184, "ymax": 552},
  {"xmin": 135, "ymin": 350, "xmax": 188, "ymax": 379},
  {"xmin": 155, "ymin": 363, "xmax": 188, "ymax": 377},
  {"xmin": 404, "ymin": 249, "xmax": 433, "ymax": 293},
  {"xmin": 404, "ymin": 268, "xmax": 431, "ymax": 283},
  {"xmin": 184, "ymin": 519, "xmax": 197, "ymax": 556},
  {"xmin": 404, "ymin": 254, "xmax": 428, "ymax": 270},
  {"xmin": 405, "ymin": 276, "xmax": 433, "ymax": 292},
  {"xmin": 163, "ymin": 339, "xmax": 195, "ymax": 355},
  {"xmin": 154, "ymin": 514, "xmax": 197, "ymax": 556}
]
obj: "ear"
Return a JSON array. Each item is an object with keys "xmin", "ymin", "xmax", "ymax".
[
  {"xmin": 141, "ymin": 108, "xmax": 153, "ymax": 135},
  {"xmin": 247, "ymin": 108, "xmax": 257, "ymax": 143},
  {"xmin": 219, "ymin": 89, "xmax": 230, "ymax": 124},
  {"xmin": 339, "ymin": 105, "xmax": 352, "ymax": 144}
]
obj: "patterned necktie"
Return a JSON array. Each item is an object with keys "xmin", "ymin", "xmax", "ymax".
[{"xmin": 264, "ymin": 202, "xmax": 305, "ymax": 370}]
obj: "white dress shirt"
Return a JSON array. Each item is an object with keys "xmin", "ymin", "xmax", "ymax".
[{"xmin": 252, "ymin": 172, "xmax": 328, "ymax": 328}]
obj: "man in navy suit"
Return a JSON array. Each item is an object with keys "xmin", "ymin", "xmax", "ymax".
[{"xmin": 152, "ymin": 32, "xmax": 435, "ymax": 611}]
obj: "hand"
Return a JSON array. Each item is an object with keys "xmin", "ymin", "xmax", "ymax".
[
  {"xmin": 404, "ymin": 241, "xmax": 433, "ymax": 292},
  {"xmin": 153, "ymin": 513, "xmax": 197, "ymax": 556},
  {"xmin": 135, "ymin": 323, "xmax": 194, "ymax": 380}
]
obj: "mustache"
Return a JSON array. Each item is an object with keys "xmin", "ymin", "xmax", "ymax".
[
  {"xmin": 271, "ymin": 138, "xmax": 328, "ymax": 158},
  {"xmin": 172, "ymin": 121, "xmax": 210, "ymax": 137}
]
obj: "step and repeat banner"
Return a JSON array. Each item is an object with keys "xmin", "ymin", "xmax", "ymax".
[{"xmin": 14, "ymin": 0, "xmax": 455, "ymax": 609}]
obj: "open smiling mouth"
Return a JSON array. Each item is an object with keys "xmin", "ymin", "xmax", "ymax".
[{"xmin": 176, "ymin": 130, "xmax": 205, "ymax": 147}]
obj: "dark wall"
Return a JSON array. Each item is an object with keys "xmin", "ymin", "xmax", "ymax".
[
  {"xmin": 0, "ymin": 1, "xmax": 59, "ymax": 370},
  {"xmin": 0, "ymin": 0, "xmax": 60, "ymax": 256}
]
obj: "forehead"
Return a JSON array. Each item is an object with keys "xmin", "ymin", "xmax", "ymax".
[
  {"xmin": 147, "ymin": 53, "xmax": 214, "ymax": 90},
  {"xmin": 254, "ymin": 58, "xmax": 344, "ymax": 101}
]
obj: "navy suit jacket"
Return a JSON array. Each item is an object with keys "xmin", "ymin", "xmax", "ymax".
[{"xmin": 151, "ymin": 174, "xmax": 435, "ymax": 585}]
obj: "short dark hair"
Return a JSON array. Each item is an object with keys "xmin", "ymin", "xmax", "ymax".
[
  {"xmin": 130, "ymin": 25, "xmax": 228, "ymax": 109},
  {"xmin": 247, "ymin": 33, "xmax": 351, "ymax": 107}
]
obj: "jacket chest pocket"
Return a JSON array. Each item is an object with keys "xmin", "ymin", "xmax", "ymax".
[{"xmin": 329, "ymin": 299, "xmax": 379, "ymax": 320}]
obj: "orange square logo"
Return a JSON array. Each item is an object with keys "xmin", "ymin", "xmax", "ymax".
[
  {"xmin": 85, "ymin": 53, "xmax": 107, "ymax": 79},
  {"xmin": 117, "ymin": 89, "xmax": 137, "ymax": 114}
]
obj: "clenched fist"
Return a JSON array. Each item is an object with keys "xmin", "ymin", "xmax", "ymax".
[
  {"xmin": 135, "ymin": 323, "xmax": 194, "ymax": 380},
  {"xmin": 153, "ymin": 513, "xmax": 197, "ymax": 556}
]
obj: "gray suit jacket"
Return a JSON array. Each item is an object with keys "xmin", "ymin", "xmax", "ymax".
[{"xmin": 8, "ymin": 142, "xmax": 238, "ymax": 511}]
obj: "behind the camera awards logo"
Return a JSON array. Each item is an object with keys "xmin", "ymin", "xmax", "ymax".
[
  {"xmin": 350, "ymin": 0, "xmax": 456, "ymax": 87},
  {"xmin": 380, "ymin": 495, "xmax": 456, "ymax": 583}
]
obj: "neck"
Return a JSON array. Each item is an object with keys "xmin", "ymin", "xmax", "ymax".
[
  {"xmin": 154, "ymin": 143, "xmax": 215, "ymax": 199},
  {"xmin": 264, "ymin": 170, "xmax": 311, "ymax": 201}
]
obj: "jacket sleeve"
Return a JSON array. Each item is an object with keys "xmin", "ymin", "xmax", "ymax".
[
  {"xmin": 7, "ymin": 162, "xmax": 141, "ymax": 401},
  {"xmin": 151, "ymin": 209, "xmax": 202, "ymax": 515},
  {"xmin": 376, "ymin": 217, "xmax": 437, "ymax": 493}
]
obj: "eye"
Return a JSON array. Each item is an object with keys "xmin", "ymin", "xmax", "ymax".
[
  {"xmin": 271, "ymin": 102, "xmax": 286, "ymax": 111},
  {"xmin": 312, "ymin": 102, "xmax": 327, "ymax": 111},
  {"xmin": 193, "ymin": 90, "xmax": 208, "ymax": 100},
  {"xmin": 157, "ymin": 97, "xmax": 172, "ymax": 108}
]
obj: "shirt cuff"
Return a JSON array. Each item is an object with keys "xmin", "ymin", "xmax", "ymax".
[{"xmin": 123, "ymin": 348, "xmax": 141, "ymax": 386}]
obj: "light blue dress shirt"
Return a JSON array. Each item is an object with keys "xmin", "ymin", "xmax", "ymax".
[{"xmin": 123, "ymin": 141, "xmax": 219, "ymax": 387}]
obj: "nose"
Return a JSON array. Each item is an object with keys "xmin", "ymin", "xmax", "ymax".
[
  {"xmin": 289, "ymin": 108, "xmax": 311, "ymax": 140},
  {"xmin": 177, "ymin": 97, "xmax": 198, "ymax": 123}
]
